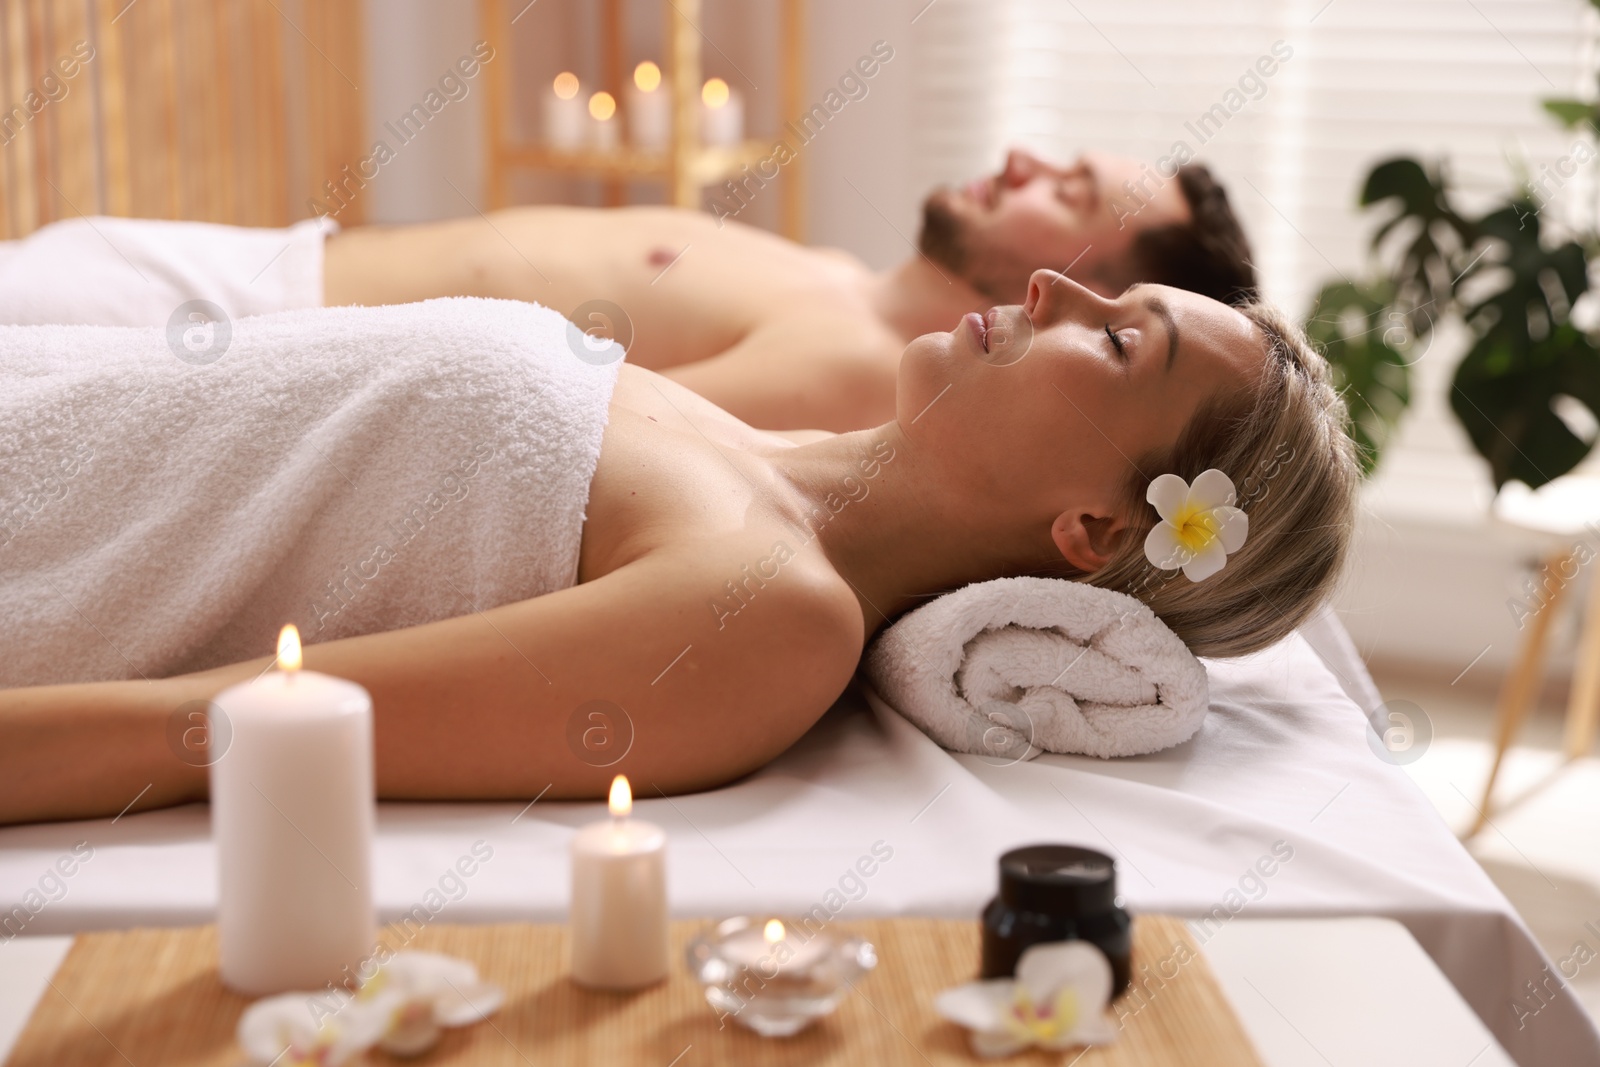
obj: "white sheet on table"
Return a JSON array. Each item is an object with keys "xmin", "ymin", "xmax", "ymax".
[{"xmin": 0, "ymin": 618, "xmax": 1590, "ymax": 1067}]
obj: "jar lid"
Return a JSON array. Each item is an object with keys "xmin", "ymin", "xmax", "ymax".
[{"xmin": 997, "ymin": 844, "xmax": 1118, "ymax": 915}]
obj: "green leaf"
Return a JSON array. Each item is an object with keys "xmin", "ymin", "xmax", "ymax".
[
  {"xmin": 1361, "ymin": 158, "xmax": 1442, "ymax": 247},
  {"xmin": 1460, "ymin": 203, "xmax": 1589, "ymax": 354},
  {"xmin": 1450, "ymin": 325, "xmax": 1600, "ymax": 489},
  {"xmin": 1359, "ymin": 157, "xmax": 1473, "ymax": 337},
  {"xmin": 1541, "ymin": 98, "xmax": 1599, "ymax": 130},
  {"xmin": 1304, "ymin": 279, "xmax": 1414, "ymax": 477}
]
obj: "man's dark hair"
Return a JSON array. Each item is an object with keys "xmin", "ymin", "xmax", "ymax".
[{"xmin": 1127, "ymin": 164, "xmax": 1258, "ymax": 306}]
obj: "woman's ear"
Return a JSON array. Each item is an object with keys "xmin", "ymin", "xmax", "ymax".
[{"xmin": 1050, "ymin": 511, "xmax": 1129, "ymax": 574}]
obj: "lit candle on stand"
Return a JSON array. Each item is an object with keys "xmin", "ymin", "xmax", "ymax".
[
  {"xmin": 545, "ymin": 71, "xmax": 586, "ymax": 150},
  {"xmin": 569, "ymin": 775, "xmax": 668, "ymax": 990},
  {"xmin": 722, "ymin": 919, "xmax": 831, "ymax": 974},
  {"xmin": 628, "ymin": 60, "xmax": 670, "ymax": 152},
  {"xmin": 700, "ymin": 77, "xmax": 744, "ymax": 147},
  {"xmin": 684, "ymin": 915, "xmax": 877, "ymax": 1035},
  {"xmin": 588, "ymin": 90, "xmax": 619, "ymax": 151},
  {"xmin": 212, "ymin": 624, "xmax": 375, "ymax": 995}
]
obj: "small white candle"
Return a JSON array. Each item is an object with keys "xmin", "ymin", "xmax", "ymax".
[
  {"xmin": 722, "ymin": 919, "xmax": 830, "ymax": 975},
  {"xmin": 588, "ymin": 90, "xmax": 619, "ymax": 151},
  {"xmin": 545, "ymin": 71, "xmax": 586, "ymax": 151},
  {"xmin": 628, "ymin": 61, "xmax": 670, "ymax": 152},
  {"xmin": 212, "ymin": 625, "xmax": 375, "ymax": 995},
  {"xmin": 701, "ymin": 77, "xmax": 743, "ymax": 147},
  {"xmin": 569, "ymin": 775, "xmax": 668, "ymax": 990}
]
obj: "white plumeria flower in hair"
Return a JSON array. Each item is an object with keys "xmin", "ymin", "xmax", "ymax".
[
  {"xmin": 237, "ymin": 992, "xmax": 386, "ymax": 1067},
  {"xmin": 359, "ymin": 951, "xmax": 506, "ymax": 1057},
  {"xmin": 1143, "ymin": 468, "xmax": 1248, "ymax": 582},
  {"xmin": 934, "ymin": 940, "xmax": 1117, "ymax": 1057}
]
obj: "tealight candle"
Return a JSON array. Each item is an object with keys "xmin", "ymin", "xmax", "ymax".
[
  {"xmin": 545, "ymin": 71, "xmax": 586, "ymax": 150},
  {"xmin": 569, "ymin": 775, "xmax": 668, "ymax": 989},
  {"xmin": 588, "ymin": 90, "xmax": 619, "ymax": 151},
  {"xmin": 719, "ymin": 918, "xmax": 829, "ymax": 975},
  {"xmin": 685, "ymin": 916, "xmax": 878, "ymax": 1036},
  {"xmin": 211, "ymin": 625, "xmax": 375, "ymax": 995},
  {"xmin": 700, "ymin": 77, "xmax": 744, "ymax": 147},
  {"xmin": 627, "ymin": 60, "xmax": 670, "ymax": 152}
]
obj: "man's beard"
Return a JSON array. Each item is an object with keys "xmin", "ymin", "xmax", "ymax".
[
  {"xmin": 917, "ymin": 189, "xmax": 1030, "ymax": 304},
  {"xmin": 918, "ymin": 191, "xmax": 967, "ymax": 276}
]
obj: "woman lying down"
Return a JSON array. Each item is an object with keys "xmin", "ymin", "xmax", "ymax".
[{"xmin": 0, "ymin": 271, "xmax": 1358, "ymax": 825}]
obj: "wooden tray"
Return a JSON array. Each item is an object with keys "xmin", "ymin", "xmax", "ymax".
[{"xmin": 6, "ymin": 916, "xmax": 1262, "ymax": 1066}]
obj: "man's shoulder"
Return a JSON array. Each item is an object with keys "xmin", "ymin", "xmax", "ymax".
[
  {"xmin": 806, "ymin": 244, "xmax": 872, "ymax": 269},
  {"xmin": 747, "ymin": 303, "xmax": 903, "ymax": 360}
]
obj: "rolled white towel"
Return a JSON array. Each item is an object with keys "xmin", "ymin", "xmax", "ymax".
[{"xmin": 861, "ymin": 576, "xmax": 1209, "ymax": 760}]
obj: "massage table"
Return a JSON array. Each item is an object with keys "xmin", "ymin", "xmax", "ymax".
[{"xmin": 0, "ymin": 606, "xmax": 1593, "ymax": 1066}]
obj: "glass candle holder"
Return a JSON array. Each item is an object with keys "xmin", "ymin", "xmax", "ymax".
[{"xmin": 685, "ymin": 917, "xmax": 877, "ymax": 1037}]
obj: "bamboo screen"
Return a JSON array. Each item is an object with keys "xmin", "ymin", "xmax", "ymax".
[{"xmin": 0, "ymin": 0, "xmax": 364, "ymax": 239}]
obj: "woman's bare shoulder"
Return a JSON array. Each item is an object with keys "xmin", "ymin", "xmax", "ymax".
[
  {"xmin": 564, "ymin": 540, "xmax": 863, "ymax": 790},
  {"xmin": 631, "ymin": 538, "xmax": 865, "ymax": 680}
]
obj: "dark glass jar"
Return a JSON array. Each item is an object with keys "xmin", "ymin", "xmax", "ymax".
[{"xmin": 979, "ymin": 844, "xmax": 1132, "ymax": 997}]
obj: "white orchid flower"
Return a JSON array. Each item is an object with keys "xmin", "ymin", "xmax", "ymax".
[
  {"xmin": 237, "ymin": 991, "xmax": 386, "ymax": 1067},
  {"xmin": 359, "ymin": 951, "xmax": 506, "ymax": 1057},
  {"xmin": 1143, "ymin": 468, "xmax": 1249, "ymax": 582},
  {"xmin": 934, "ymin": 940, "xmax": 1118, "ymax": 1057},
  {"xmin": 236, "ymin": 952, "xmax": 504, "ymax": 1065}
]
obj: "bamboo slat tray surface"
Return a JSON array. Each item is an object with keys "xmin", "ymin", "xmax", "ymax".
[{"xmin": 7, "ymin": 916, "xmax": 1262, "ymax": 1067}]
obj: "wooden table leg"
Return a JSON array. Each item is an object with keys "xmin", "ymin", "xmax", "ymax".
[
  {"xmin": 1470, "ymin": 547, "xmax": 1575, "ymax": 837},
  {"xmin": 1563, "ymin": 566, "xmax": 1600, "ymax": 760}
]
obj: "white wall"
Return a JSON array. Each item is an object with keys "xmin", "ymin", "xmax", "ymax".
[
  {"xmin": 796, "ymin": 0, "xmax": 917, "ymax": 266},
  {"xmin": 359, "ymin": 0, "xmax": 486, "ymax": 225}
]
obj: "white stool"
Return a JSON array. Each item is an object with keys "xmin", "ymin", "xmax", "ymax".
[{"xmin": 1471, "ymin": 474, "xmax": 1600, "ymax": 836}]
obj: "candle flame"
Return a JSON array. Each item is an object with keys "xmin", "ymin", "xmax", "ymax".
[
  {"xmin": 634, "ymin": 60, "xmax": 661, "ymax": 93},
  {"xmin": 553, "ymin": 71, "xmax": 579, "ymax": 100},
  {"xmin": 764, "ymin": 918, "xmax": 785, "ymax": 944},
  {"xmin": 701, "ymin": 77, "xmax": 729, "ymax": 109},
  {"xmin": 608, "ymin": 774, "xmax": 632, "ymax": 818},
  {"xmin": 277, "ymin": 624, "xmax": 302, "ymax": 673},
  {"xmin": 588, "ymin": 91, "xmax": 616, "ymax": 122}
]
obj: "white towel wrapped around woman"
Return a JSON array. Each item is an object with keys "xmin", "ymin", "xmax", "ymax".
[
  {"xmin": 862, "ymin": 576, "xmax": 1210, "ymax": 759},
  {"xmin": 0, "ymin": 297, "xmax": 620, "ymax": 688}
]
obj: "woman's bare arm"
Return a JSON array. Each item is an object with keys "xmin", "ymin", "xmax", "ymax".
[
  {"xmin": 0, "ymin": 674, "xmax": 214, "ymax": 825},
  {"xmin": 0, "ymin": 547, "xmax": 863, "ymax": 825}
]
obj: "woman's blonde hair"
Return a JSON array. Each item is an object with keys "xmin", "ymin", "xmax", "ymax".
[{"xmin": 1075, "ymin": 302, "xmax": 1361, "ymax": 658}]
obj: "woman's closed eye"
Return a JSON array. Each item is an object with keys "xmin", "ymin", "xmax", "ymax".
[{"xmin": 1104, "ymin": 324, "xmax": 1128, "ymax": 362}]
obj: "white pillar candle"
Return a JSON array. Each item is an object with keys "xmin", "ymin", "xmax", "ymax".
[
  {"xmin": 628, "ymin": 61, "xmax": 670, "ymax": 152},
  {"xmin": 545, "ymin": 71, "xmax": 586, "ymax": 151},
  {"xmin": 700, "ymin": 78, "xmax": 743, "ymax": 147},
  {"xmin": 588, "ymin": 91, "xmax": 619, "ymax": 152},
  {"xmin": 569, "ymin": 775, "xmax": 668, "ymax": 990},
  {"xmin": 212, "ymin": 624, "xmax": 375, "ymax": 995}
]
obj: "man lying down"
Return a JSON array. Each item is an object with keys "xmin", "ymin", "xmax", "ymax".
[
  {"xmin": 0, "ymin": 149, "xmax": 1257, "ymax": 432},
  {"xmin": 0, "ymin": 270, "xmax": 1355, "ymax": 825}
]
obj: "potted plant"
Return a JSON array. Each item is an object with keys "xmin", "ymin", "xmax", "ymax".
[{"xmin": 1308, "ymin": 147, "xmax": 1600, "ymax": 488}]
